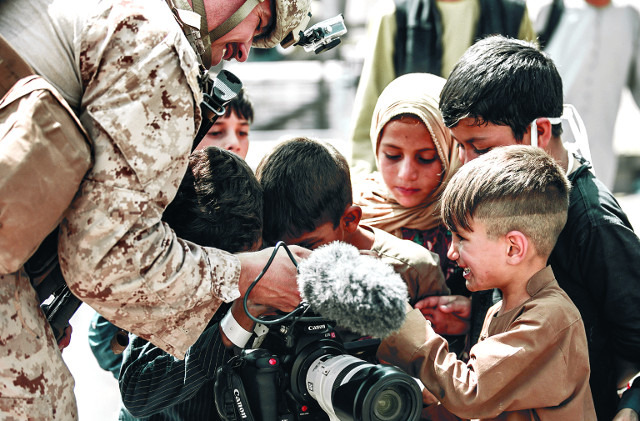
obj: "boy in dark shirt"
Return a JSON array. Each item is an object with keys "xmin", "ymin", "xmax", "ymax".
[
  {"xmin": 421, "ymin": 34, "xmax": 640, "ymax": 420},
  {"xmin": 118, "ymin": 146, "xmax": 264, "ymax": 420}
]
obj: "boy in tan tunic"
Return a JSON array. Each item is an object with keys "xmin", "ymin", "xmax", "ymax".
[{"xmin": 378, "ymin": 145, "xmax": 596, "ymax": 420}]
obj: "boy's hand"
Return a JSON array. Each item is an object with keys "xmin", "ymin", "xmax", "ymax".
[
  {"xmin": 236, "ymin": 245, "xmax": 311, "ymax": 312},
  {"xmin": 415, "ymin": 295, "xmax": 471, "ymax": 336},
  {"xmin": 422, "ymin": 387, "xmax": 439, "ymax": 406}
]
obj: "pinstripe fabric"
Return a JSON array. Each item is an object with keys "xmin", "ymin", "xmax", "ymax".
[{"xmin": 119, "ymin": 304, "xmax": 233, "ymax": 420}]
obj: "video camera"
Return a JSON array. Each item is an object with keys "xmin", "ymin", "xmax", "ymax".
[
  {"xmin": 214, "ymin": 311, "xmax": 422, "ymax": 421},
  {"xmin": 213, "ymin": 243, "xmax": 422, "ymax": 421}
]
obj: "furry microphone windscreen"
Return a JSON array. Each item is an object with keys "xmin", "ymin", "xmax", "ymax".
[{"xmin": 296, "ymin": 241, "xmax": 408, "ymax": 339}]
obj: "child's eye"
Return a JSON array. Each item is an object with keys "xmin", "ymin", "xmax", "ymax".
[
  {"xmin": 473, "ymin": 146, "xmax": 491, "ymax": 155},
  {"xmin": 418, "ymin": 157, "xmax": 437, "ymax": 164},
  {"xmin": 384, "ymin": 153, "xmax": 401, "ymax": 161},
  {"xmin": 297, "ymin": 241, "xmax": 317, "ymax": 249}
]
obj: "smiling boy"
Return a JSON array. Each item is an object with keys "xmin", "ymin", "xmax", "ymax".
[
  {"xmin": 418, "ymin": 34, "xmax": 640, "ymax": 419},
  {"xmin": 378, "ymin": 145, "xmax": 596, "ymax": 420}
]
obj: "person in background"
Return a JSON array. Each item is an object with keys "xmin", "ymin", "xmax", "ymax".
[
  {"xmin": 353, "ymin": 72, "xmax": 461, "ymax": 288},
  {"xmin": 424, "ymin": 34, "xmax": 640, "ymax": 420},
  {"xmin": 352, "ymin": 73, "xmax": 471, "ymax": 348},
  {"xmin": 533, "ymin": 0, "xmax": 640, "ymax": 191},
  {"xmin": 194, "ymin": 87, "xmax": 254, "ymax": 159},
  {"xmin": 348, "ymin": 0, "xmax": 536, "ymax": 172},
  {"xmin": 378, "ymin": 145, "xmax": 595, "ymax": 420}
]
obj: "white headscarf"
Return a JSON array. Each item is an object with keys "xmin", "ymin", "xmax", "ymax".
[{"xmin": 353, "ymin": 73, "xmax": 461, "ymax": 234}]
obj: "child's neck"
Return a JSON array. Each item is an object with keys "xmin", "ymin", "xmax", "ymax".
[
  {"xmin": 348, "ymin": 226, "xmax": 375, "ymax": 251},
  {"xmin": 498, "ymin": 263, "xmax": 547, "ymax": 313},
  {"xmin": 499, "ymin": 288, "xmax": 531, "ymax": 314},
  {"xmin": 547, "ymin": 136, "xmax": 570, "ymax": 173}
]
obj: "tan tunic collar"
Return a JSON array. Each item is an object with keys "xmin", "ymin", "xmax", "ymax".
[{"xmin": 525, "ymin": 265, "xmax": 556, "ymax": 298}]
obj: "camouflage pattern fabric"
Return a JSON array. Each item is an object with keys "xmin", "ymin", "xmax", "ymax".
[
  {"xmin": 56, "ymin": 0, "xmax": 241, "ymax": 360},
  {"xmin": 0, "ymin": 0, "xmax": 243, "ymax": 418},
  {"xmin": 0, "ymin": 270, "xmax": 77, "ymax": 420}
]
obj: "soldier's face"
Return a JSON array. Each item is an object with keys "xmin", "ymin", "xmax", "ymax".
[{"xmin": 209, "ymin": 0, "xmax": 273, "ymax": 65}]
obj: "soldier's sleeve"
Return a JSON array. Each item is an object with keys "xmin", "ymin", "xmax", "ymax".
[{"xmin": 57, "ymin": 3, "xmax": 240, "ymax": 359}]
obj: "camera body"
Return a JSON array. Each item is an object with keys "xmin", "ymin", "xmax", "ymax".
[{"xmin": 214, "ymin": 314, "xmax": 422, "ymax": 421}]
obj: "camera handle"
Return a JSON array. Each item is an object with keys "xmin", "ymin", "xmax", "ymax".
[
  {"xmin": 238, "ymin": 349, "xmax": 282, "ymax": 421},
  {"xmin": 214, "ymin": 356, "xmax": 259, "ymax": 421},
  {"xmin": 215, "ymin": 350, "xmax": 282, "ymax": 421}
]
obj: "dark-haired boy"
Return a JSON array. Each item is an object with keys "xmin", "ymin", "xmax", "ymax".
[
  {"xmin": 256, "ymin": 136, "xmax": 449, "ymax": 308},
  {"xmin": 420, "ymin": 34, "xmax": 640, "ymax": 420},
  {"xmin": 378, "ymin": 145, "xmax": 596, "ymax": 420},
  {"xmin": 117, "ymin": 147, "xmax": 268, "ymax": 420}
]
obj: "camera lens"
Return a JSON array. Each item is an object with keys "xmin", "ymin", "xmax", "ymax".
[
  {"xmin": 305, "ymin": 354, "xmax": 421, "ymax": 421},
  {"xmin": 373, "ymin": 389, "xmax": 402, "ymax": 420}
]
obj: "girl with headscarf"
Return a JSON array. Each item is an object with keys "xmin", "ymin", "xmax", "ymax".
[{"xmin": 353, "ymin": 73, "xmax": 462, "ymax": 284}]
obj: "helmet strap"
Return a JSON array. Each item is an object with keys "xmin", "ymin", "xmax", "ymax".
[
  {"xmin": 169, "ymin": 0, "xmax": 211, "ymax": 67},
  {"xmin": 208, "ymin": 0, "xmax": 261, "ymax": 42},
  {"xmin": 168, "ymin": 0, "xmax": 263, "ymax": 68},
  {"xmin": 190, "ymin": 0, "xmax": 212, "ymax": 67}
]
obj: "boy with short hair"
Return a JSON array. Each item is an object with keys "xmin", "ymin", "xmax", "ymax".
[
  {"xmin": 256, "ymin": 136, "xmax": 449, "ymax": 306},
  {"xmin": 378, "ymin": 145, "xmax": 596, "ymax": 420},
  {"xmin": 117, "ymin": 146, "xmax": 266, "ymax": 420},
  {"xmin": 422, "ymin": 34, "xmax": 640, "ymax": 420}
]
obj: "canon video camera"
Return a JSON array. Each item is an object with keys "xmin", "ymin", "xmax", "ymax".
[{"xmin": 213, "ymin": 311, "xmax": 422, "ymax": 421}]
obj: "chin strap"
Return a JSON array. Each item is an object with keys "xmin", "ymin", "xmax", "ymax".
[
  {"xmin": 165, "ymin": 0, "xmax": 209, "ymax": 67},
  {"xmin": 167, "ymin": 0, "xmax": 262, "ymax": 68},
  {"xmin": 208, "ymin": 0, "xmax": 262, "ymax": 43}
]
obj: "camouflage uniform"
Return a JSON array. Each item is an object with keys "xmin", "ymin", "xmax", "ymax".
[{"xmin": 0, "ymin": 0, "xmax": 241, "ymax": 418}]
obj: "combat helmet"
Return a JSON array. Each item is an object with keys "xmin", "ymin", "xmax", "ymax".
[{"xmin": 169, "ymin": 0, "xmax": 312, "ymax": 67}]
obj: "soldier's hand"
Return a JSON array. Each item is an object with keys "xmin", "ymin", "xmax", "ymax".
[{"xmin": 237, "ymin": 245, "xmax": 311, "ymax": 312}]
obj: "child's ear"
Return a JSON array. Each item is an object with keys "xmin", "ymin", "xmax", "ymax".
[
  {"xmin": 534, "ymin": 118, "xmax": 554, "ymax": 150},
  {"xmin": 505, "ymin": 230, "xmax": 528, "ymax": 264},
  {"xmin": 342, "ymin": 205, "xmax": 362, "ymax": 234}
]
